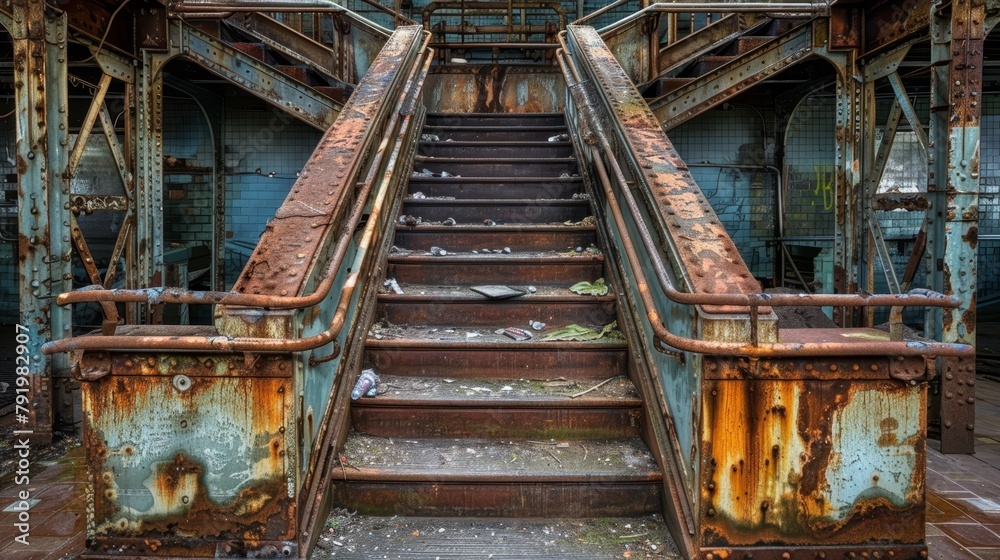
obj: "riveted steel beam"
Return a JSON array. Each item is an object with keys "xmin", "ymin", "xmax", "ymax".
[
  {"xmin": 814, "ymin": 44, "xmax": 864, "ymax": 326},
  {"xmin": 134, "ymin": 50, "xmax": 167, "ymax": 306},
  {"xmin": 652, "ymin": 20, "xmax": 815, "ymax": 131},
  {"xmin": 888, "ymin": 72, "xmax": 929, "ymax": 151},
  {"xmin": 13, "ymin": 1, "xmax": 70, "ymax": 443},
  {"xmin": 176, "ymin": 20, "xmax": 340, "ymax": 130},
  {"xmin": 928, "ymin": 0, "xmax": 982, "ymax": 454},
  {"xmin": 68, "ymin": 73, "xmax": 112, "ymax": 176},
  {"xmin": 861, "ymin": 42, "xmax": 915, "ymax": 82},
  {"xmin": 98, "ymin": 102, "xmax": 133, "ymax": 194}
]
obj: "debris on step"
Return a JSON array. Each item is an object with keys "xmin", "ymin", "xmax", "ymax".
[
  {"xmin": 350, "ymin": 369, "xmax": 380, "ymax": 400},
  {"xmin": 398, "ymin": 214, "xmax": 420, "ymax": 226},
  {"xmin": 572, "ymin": 192, "xmax": 590, "ymax": 200},
  {"xmin": 465, "ymin": 332, "xmax": 481, "ymax": 338},
  {"xmin": 410, "ymin": 191, "xmax": 426, "ymax": 199},
  {"xmin": 498, "ymin": 327, "xmax": 532, "ymax": 341},
  {"xmin": 440, "ymin": 170, "xmax": 458, "ymax": 178},
  {"xmin": 569, "ymin": 278, "xmax": 609, "ymax": 296},
  {"xmin": 470, "ymin": 285, "xmax": 526, "ymax": 299},
  {"xmin": 471, "ymin": 250, "xmax": 478, "ymax": 254},
  {"xmin": 412, "ymin": 168, "xmax": 434, "ymax": 178},
  {"xmin": 575, "ymin": 246, "xmax": 584, "ymax": 253},
  {"xmin": 383, "ymin": 278, "xmax": 404, "ymax": 294},
  {"xmin": 483, "ymin": 219, "xmax": 496, "ymax": 226},
  {"xmin": 429, "ymin": 246, "xmax": 448, "ymax": 256},
  {"xmin": 548, "ymin": 133, "xmax": 570, "ymax": 142},
  {"xmin": 528, "ymin": 320, "xmax": 546, "ymax": 331},
  {"xmin": 527, "ymin": 286, "xmax": 537, "ymax": 293},
  {"xmin": 503, "ymin": 246, "xmax": 511, "ymax": 253},
  {"xmin": 420, "ymin": 133, "xmax": 440, "ymax": 142},
  {"xmin": 442, "ymin": 217, "xmax": 456, "ymax": 226},
  {"xmin": 542, "ymin": 321, "xmax": 623, "ymax": 342}
]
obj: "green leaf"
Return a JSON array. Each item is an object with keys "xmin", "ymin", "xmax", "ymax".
[
  {"xmin": 542, "ymin": 321, "xmax": 622, "ymax": 342},
  {"xmin": 569, "ymin": 278, "xmax": 609, "ymax": 296}
]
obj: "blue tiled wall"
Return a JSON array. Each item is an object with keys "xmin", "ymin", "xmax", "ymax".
[
  {"xmin": 668, "ymin": 105, "xmax": 776, "ymax": 279},
  {"xmin": 223, "ymin": 107, "xmax": 324, "ymax": 287},
  {"xmin": 163, "ymin": 101, "xmax": 215, "ymax": 253}
]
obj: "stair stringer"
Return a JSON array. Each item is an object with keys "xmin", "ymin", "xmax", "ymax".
[{"xmin": 649, "ymin": 19, "xmax": 819, "ymax": 130}]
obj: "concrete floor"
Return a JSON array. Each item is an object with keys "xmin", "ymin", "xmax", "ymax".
[{"xmin": 1, "ymin": 380, "xmax": 999, "ymax": 559}]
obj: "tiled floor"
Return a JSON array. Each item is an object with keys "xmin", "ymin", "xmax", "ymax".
[
  {"xmin": 926, "ymin": 377, "xmax": 1000, "ymax": 559},
  {"xmin": 0, "ymin": 445, "xmax": 86, "ymax": 560},
  {"xmin": 1, "ymin": 380, "xmax": 1000, "ymax": 559}
]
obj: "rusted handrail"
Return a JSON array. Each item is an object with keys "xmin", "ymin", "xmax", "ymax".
[
  {"xmin": 588, "ymin": 144, "xmax": 971, "ymax": 358},
  {"xmin": 555, "ymin": 35, "xmax": 956, "ymax": 313},
  {"xmin": 596, "ymin": 2, "xmax": 828, "ymax": 36},
  {"xmin": 556, "ymin": 40, "xmax": 972, "ymax": 358},
  {"xmin": 42, "ymin": 32, "xmax": 433, "ymax": 356},
  {"xmin": 56, "ymin": 32, "xmax": 427, "ymax": 311},
  {"xmin": 169, "ymin": 0, "xmax": 347, "ymax": 12}
]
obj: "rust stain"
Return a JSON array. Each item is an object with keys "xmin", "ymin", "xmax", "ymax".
[
  {"xmin": 963, "ymin": 225, "xmax": 978, "ymax": 249},
  {"xmin": 702, "ymin": 375, "xmax": 925, "ymax": 547},
  {"xmin": 84, "ymin": 364, "xmax": 293, "ymax": 546}
]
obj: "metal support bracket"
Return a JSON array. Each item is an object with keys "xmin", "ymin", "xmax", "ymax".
[{"xmin": 74, "ymin": 351, "xmax": 111, "ymax": 382}]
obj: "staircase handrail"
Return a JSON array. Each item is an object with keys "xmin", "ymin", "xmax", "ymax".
[
  {"xmin": 557, "ymin": 26, "xmax": 973, "ymax": 359},
  {"xmin": 42, "ymin": 26, "xmax": 433, "ymax": 355}
]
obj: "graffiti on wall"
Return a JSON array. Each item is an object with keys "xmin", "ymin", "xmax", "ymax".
[{"xmin": 812, "ymin": 165, "xmax": 835, "ymax": 211}]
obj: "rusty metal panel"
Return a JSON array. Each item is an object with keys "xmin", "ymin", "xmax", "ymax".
[
  {"xmin": 864, "ymin": 0, "xmax": 930, "ymax": 55},
  {"xmin": 701, "ymin": 375, "xmax": 926, "ymax": 548},
  {"xmin": 81, "ymin": 354, "xmax": 296, "ymax": 557},
  {"xmin": 602, "ymin": 18, "xmax": 650, "ymax": 84},
  {"xmin": 13, "ymin": 2, "xmax": 70, "ymax": 443},
  {"xmin": 424, "ymin": 66, "xmax": 564, "ymax": 113}
]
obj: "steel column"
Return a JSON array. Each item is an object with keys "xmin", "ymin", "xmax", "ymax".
[
  {"xmin": 928, "ymin": 0, "xmax": 982, "ymax": 454},
  {"xmin": 815, "ymin": 46, "xmax": 864, "ymax": 325},
  {"xmin": 12, "ymin": 2, "xmax": 70, "ymax": 443},
  {"xmin": 135, "ymin": 51, "xmax": 166, "ymax": 304}
]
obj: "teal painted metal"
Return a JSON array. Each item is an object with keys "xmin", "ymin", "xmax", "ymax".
[
  {"xmin": 12, "ymin": 2, "xmax": 70, "ymax": 443},
  {"xmin": 928, "ymin": 0, "xmax": 981, "ymax": 454},
  {"xmin": 177, "ymin": 20, "xmax": 341, "ymax": 130},
  {"xmin": 814, "ymin": 45, "xmax": 863, "ymax": 326},
  {"xmin": 45, "ymin": 12, "xmax": 71, "ymax": 367},
  {"xmin": 81, "ymin": 357, "xmax": 298, "ymax": 556},
  {"xmin": 135, "ymin": 52, "xmax": 166, "ymax": 298}
]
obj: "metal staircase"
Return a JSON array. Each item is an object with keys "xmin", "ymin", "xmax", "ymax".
[{"xmin": 334, "ymin": 112, "xmax": 664, "ymax": 519}]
